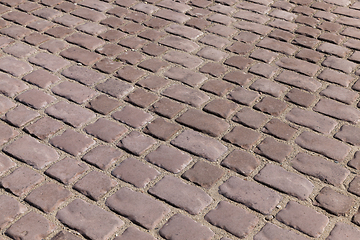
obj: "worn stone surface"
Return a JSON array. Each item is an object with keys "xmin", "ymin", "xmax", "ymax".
[{"xmin": 0, "ymin": 0, "xmax": 359, "ymax": 239}]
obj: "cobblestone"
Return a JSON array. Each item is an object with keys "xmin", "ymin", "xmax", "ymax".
[{"xmin": 1, "ymin": 0, "xmax": 360, "ymax": 238}]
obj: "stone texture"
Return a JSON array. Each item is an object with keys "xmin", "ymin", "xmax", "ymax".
[
  {"xmin": 25, "ymin": 183, "xmax": 71, "ymax": 213},
  {"xmin": 254, "ymin": 223, "xmax": 308, "ymax": 240},
  {"xmin": 56, "ymin": 199, "xmax": 123, "ymax": 240},
  {"xmin": 4, "ymin": 135, "xmax": 59, "ymax": 169},
  {"xmin": 276, "ymin": 201, "xmax": 329, "ymax": 238},
  {"xmin": 45, "ymin": 158, "xmax": 89, "ymax": 185},
  {"xmin": 220, "ymin": 176, "xmax": 282, "ymax": 214},
  {"xmin": 254, "ymin": 164, "xmax": 314, "ymax": 200},
  {"xmin": 149, "ymin": 175, "xmax": 212, "ymax": 215},
  {"xmin": 117, "ymin": 131, "xmax": 157, "ymax": 156},
  {"xmin": 315, "ymin": 187, "xmax": 354, "ymax": 216},
  {"xmin": 0, "ymin": 195, "xmax": 27, "ymax": 229},
  {"xmin": 112, "ymin": 158, "xmax": 159, "ymax": 188},
  {"xmin": 6, "ymin": 212, "xmax": 56, "ymax": 240},
  {"xmin": 171, "ymin": 130, "xmax": 227, "ymax": 161},
  {"xmin": 106, "ymin": 187, "xmax": 169, "ymax": 229},
  {"xmin": 160, "ymin": 214, "xmax": 214, "ymax": 240},
  {"xmin": 205, "ymin": 201, "xmax": 258, "ymax": 238}
]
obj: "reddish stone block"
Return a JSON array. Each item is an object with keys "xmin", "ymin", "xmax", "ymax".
[
  {"xmin": 117, "ymin": 131, "xmax": 156, "ymax": 156},
  {"xmin": 223, "ymin": 125, "xmax": 261, "ymax": 149},
  {"xmin": 315, "ymin": 187, "xmax": 354, "ymax": 216},
  {"xmin": 149, "ymin": 176, "xmax": 212, "ymax": 214},
  {"xmin": 4, "ymin": 135, "xmax": 59, "ymax": 169},
  {"xmin": 255, "ymin": 137, "xmax": 292, "ymax": 163},
  {"xmin": 56, "ymin": 199, "xmax": 123, "ymax": 240},
  {"xmin": 60, "ymin": 47, "xmax": 102, "ymax": 66},
  {"xmin": 171, "ymin": 130, "xmax": 227, "ymax": 161},
  {"xmin": 0, "ymin": 56, "xmax": 33, "ymax": 77},
  {"xmin": 52, "ymin": 81, "xmax": 98, "ymax": 104},
  {"xmin": 254, "ymin": 223, "xmax": 308, "ymax": 240},
  {"xmin": 221, "ymin": 149, "xmax": 260, "ymax": 176},
  {"xmin": 227, "ymin": 87, "xmax": 259, "ymax": 106},
  {"xmin": 149, "ymin": 98, "xmax": 185, "ymax": 119},
  {"xmin": 29, "ymin": 52, "xmax": 70, "ymax": 72},
  {"xmin": 24, "ymin": 117, "xmax": 63, "ymax": 140},
  {"xmin": 163, "ymin": 50, "xmax": 203, "ymax": 69},
  {"xmin": 254, "ymin": 97, "xmax": 288, "ymax": 116},
  {"xmin": 162, "ymin": 84, "xmax": 210, "ymax": 107},
  {"xmin": 125, "ymin": 89, "xmax": 158, "ymax": 108},
  {"xmin": 205, "ymin": 201, "xmax": 258, "ymax": 238},
  {"xmin": 220, "ymin": 176, "xmax": 282, "ymax": 214},
  {"xmin": 46, "ymin": 101, "xmax": 96, "ymax": 128},
  {"xmin": 1, "ymin": 166, "xmax": 45, "ymax": 197},
  {"xmin": 262, "ymin": 119, "xmax": 297, "ymax": 141},
  {"xmin": 6, "ymin": 212, "xmax": 56, "ymax": 240},
  {"xmin": 144, "ymin": 118, "xmax": 181, "ymax": 141},
  {"xmin": 276, "ymin": 201, "xmax": 328, "ymax": 238},
  {"xmin": 0, "ymin": 195, "xmax": 27, "ymax": 229},
  {"xmin": 112, "ymin": 158, "xmax": 159, "ymax": 188},
  {"xmin": 50, "ymin": 129, "xmax": 95, "ymax": 156},
  {"xmin": 82, "ymin": 145, "xmax": 122, "ymax": 170},
  {"xmin": 16, "ymin": 89, "xmax": 55, "ymax": 110},
  {"xmin": 45, "ymin": 157, "xmax": 89, "ymax": 185},
  {"xmin": 0, "ymin": 153, "xmax": 16, "ymax": 175},
  {"xmin": 183, "ymin": 160, "xmax": 224, "ymax": 188},
  {"xmin": 74, "ymin": 171, "xmax": 117, "ymax": 201},
  {"xmin": 87, "ymin": 94, "xmax": 121, "ymax": 115},
  {"xmin": 275, "ymin": 70, "xmax": 322, "ymax": 92},
  {"xmin": 4, "ymin": 105, "xmax": 40, "ymax": 127},
  {"xmin": 255, "ymin": 164, "xmax": 314, "ymax": 200},
  {"xmin": 112, "ymin": 105, "xmax": 153, "ymax": 129},
  {"xmin": 25, "ymin": 183, "xmax": 71, "ymax": 213},
  {"xmin": 106, "ymin": 187, "xmax": 169, "ymax": 229},
  {"xmin": 160, "ymin": 214, "xmax": 214, "ymax": 240},
  {"xmin": 96, "ymin": 78, "xmax": 133, "ymax": 98}
]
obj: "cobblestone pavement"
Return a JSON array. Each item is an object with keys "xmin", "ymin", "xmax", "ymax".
[{"xmin": 2, "ymin": 0, "xmax": 360, "ymax": 239}]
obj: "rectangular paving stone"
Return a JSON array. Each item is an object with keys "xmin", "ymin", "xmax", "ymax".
[
  {"xmin": 254, "ymin": 223, "xmax": 309, "ymax": 240},
  {"xmin": 65, "ymin": 32, "xmax": 105, "ymax": 51},
  {"xmin": 220, "ymin": 176, "xmax": 282, "ymax": 214},
  {"xmin": 326, "ymin": 223, "xmax": 360, "ymax": 240},
  {"xmin": 254, "ymin": 163, "xmax": 314, "ymax": 200},
  {"xmin": 45, "ymin": 157, "xmax": 89, "ymax": 185},
  {"xmin": 276, "ymin": 57, "xmax": 321, "ymax": 77},
  {"xmin": 276, "ymin": 201, "xmax": 329, "ymax": 238},
  {"xmin": 145, "ymin": 145, "xmax": 192, "ymax": 174},
  {"xmin": 0, "ymin": 153, "xmax": 16, "ymax": 176},
  {"xmin": 205, "ymin": 201, "xmax": 259, "ymax": 238},
  {"xmin": 22, "ymin": 69, "xmax": 60, "ymax": 89},
  {"xmin": 56, "ymin": 199, "xmax": 123, "ymax": 240},
  {"xmin": 4, "ymin": 135, "xmax": 59, "ymax": 170},
  {"xmin": 117, "ymin": 131, "xmax": 156, "ymax": 156},
  {"xmin": 149, "ymin": 175, "xmax": 212, "ymax": 215},
  {"xmin": 257, "ymin": 38, "xmax": 298, "ymax": 55},
  {"xmin": 165, "ymin": 24, "xmax": 203, "ymax": 40},
  {"xmin": 1, "ymin": 166, "xmax": 45, "ymax": 197},
  {"xmin": 286, "ymin": 107, "xmax": 338, "ymax": 134},
  {"xmin": 106, "ymin": 187, "xmax": 170, "ymax": 229},
  {"xmin": 162, "ymin": 84, "xmax": 210, "ymax": 107},
  {"xmin": 84, "ymin": 118, "xmax": 127, "ymax": 144},
  {"xmin": 6, "ymin": 211, "xmax": 56, "ymax": 240},
  {"xmin": 322, "ymin": 56, "xmax": 357, "ymax": 74},
  {"xmin": 52, "ymin": 81, "xmax": 98, "ymax": 104},
  {"xmin": 4, "ymin": 104, "xmax": 40, "ymax": 127},
  {"xmin": 112, "ymin": 157, "xmax": 159, "ymax": 188},
  {"xmin": 1, "ymin": 73, "xmax": 29, "ymax": 97},
  {"xmin": 163, "ymin": 50, "xmax": 203, "ymax": 69},
  {"xmin": 29, "ymin": 53, "xmax": 70, "ymax": 72},
  {"xmin": 315, "ymin": 187, "xmax": 354, "ymax": 216},
  {"xmin": 0, "ymin": 195, "xmax": 27, "ymax": 229},
  {"xmin": 25, "ymin": 183, "xmax": 71, "ymax": 213},
  {"xmin": 45, "ymin": 101, "xmax": 96, "ymax": 128},
  {"xmin": 0, "ymin": 56, "xmax": 33, "ymax": 77},
  {"xmin": 160, "ymin": 214, "xmax": 214, "ymax": 240},
  {"xmin": 50, "ymin": 129, "xmax": 95, "ymax": 156},
  {"xmin": 292, "ymin": 153, "xmax": 350, "ymax": 187},
  {"xmin": 71, "ymin": 7, "xmax": 106, "ymax": 21},
  {"xmin": 171, "ymin": 129, "xmax": 227, "ymax": 161},
  {"xmin": 60, "ymin": 47, "xmax": 102, "ymax": 66},
  {"xmin": 74, "ymin": 171, "xmax": 117, "ymax": 201},
  {"xmin": 112, "ymin": 105, "xmax": 153, "ymax": 129},
  {"xmin": 255, "ymin": 137, "xmax": 293, "ymax": 163},
  {"xmin": 296, "ymin": 131, "xmax": 351, "ymax": 161},
  {"xmin": 318, "ymin": 69, "xmax": 354, "ymax": 87},
  {"xmin": 154, "ymin": 9, "xmax": 190, "ymax": 23},
  {"xmin": 176, "ymin": 109, "xmax": 229, "ymax": 137},
  {"xmin": 16, "ymin": 89, "xmax": 55, "ymax": 110},
  {"xmin": 314, "ymin": 98, "xmax": 360, "ymax": 124},
  {"xmin": 275, "ymin": 70, "xmax": 322, "ymax": 92},
  {"xmin": 159, "ymin": 35, "xmax": 199, "ymax": 53},
  {"xmin": 24, "ymin": 117, "xmax": 63, "ymax": 140},
  {"xmin": 223, "ymin": 125, "xmax": 262, "ymax": 149}
]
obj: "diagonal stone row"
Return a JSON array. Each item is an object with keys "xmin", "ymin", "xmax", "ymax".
[{"xmin": 1, "ymin": 0, "xmax": 360, "ymax": 239}]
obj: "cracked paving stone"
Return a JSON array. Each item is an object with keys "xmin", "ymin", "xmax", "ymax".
[
  {"xmin": 24, "ymin": 117, "xmax": 63, "ymax": 140},
  {"xmin": 84, "ymin": 118, "xmax": 127, "ymax": 144},
  {"xmin": 183, "ymin": 160, "xmax": 224, "ymax": 189},
  {"xmin": 112, "ymin": 105, "xmax": 153, "ymax": 129}
]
